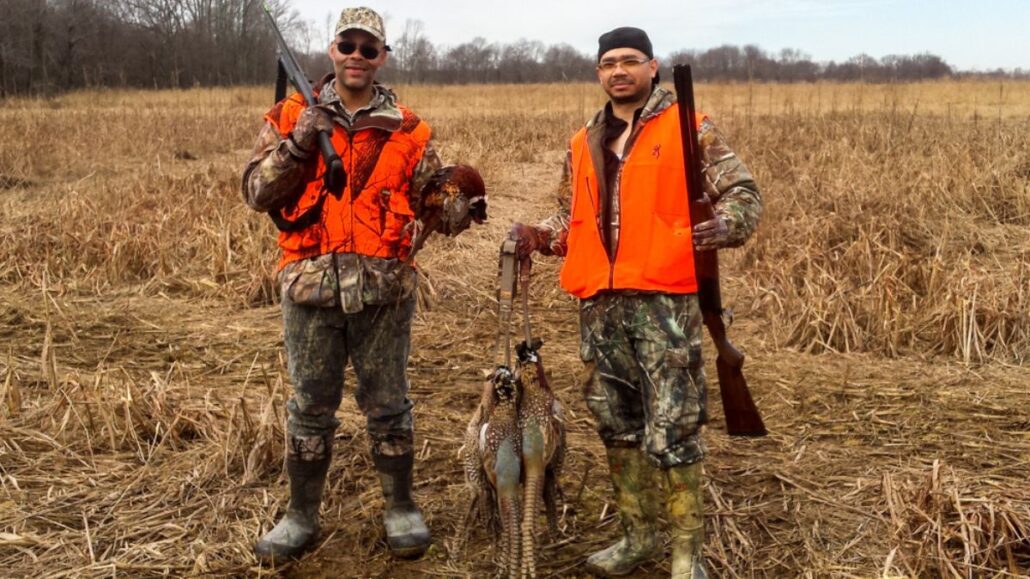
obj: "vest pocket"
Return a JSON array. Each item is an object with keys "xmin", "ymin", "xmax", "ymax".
[
  {"xmin": 280, "ymin": 254, "xmax": 338, "ymax": 307},
  {"xmin": 361, "ymin": 258, "xmax": 418, "ymax": 305},
  {"xmin": 278, "ymin": 226, "xmax": 321, "ymax": 254},
  {"xmin": 381, "ymin": 188, "xmax": 414, "ymax": 247},
  {"xmin": 642, "ymin": 213, "xmax": 694, "ymax": 285}
]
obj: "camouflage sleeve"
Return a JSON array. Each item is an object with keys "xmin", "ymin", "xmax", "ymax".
[
  {"xmin": 241, "ymin": 121, "xmax": 312, "ymax": 212},
  {"xmin": 410, "ymin": 138, "xmax": 444, "ymax": 197},
  {"xmin": 699, "ymin": 118, "xmax": 762, "ymax": 247},
  {"xmin": 535, "ymin": 148, "xmax": 573, "ymax": 257}
]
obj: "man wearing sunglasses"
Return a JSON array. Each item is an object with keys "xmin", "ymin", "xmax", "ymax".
[
  {"xmin": 243, "ymin": 6, "xmax": 451, "ymax": 564},
  {"xmin": 509, "ymin": 27, "xmax": 763, "ymax": 578}
]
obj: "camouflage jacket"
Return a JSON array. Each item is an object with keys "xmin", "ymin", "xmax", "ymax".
[
  {"xmin": 537, "ymin": 86, "xmax": 762, "ymax": 258},
  {"xmin": 242, "ymin": 81, "xmax": 442, "ymax": 310}
]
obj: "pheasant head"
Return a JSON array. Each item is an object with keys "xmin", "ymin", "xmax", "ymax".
[{"xmin": 414, "ymin": 164, "xmax": 488, "ymax": 237}]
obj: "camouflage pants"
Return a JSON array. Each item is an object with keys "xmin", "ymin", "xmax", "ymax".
[
  {"xmin": 579, "ymin": 293, "xmax": 707, "ymax": 468},
  {"xmin": 281, "ymin": 292, "xmax": 416, "ymax": 459}
]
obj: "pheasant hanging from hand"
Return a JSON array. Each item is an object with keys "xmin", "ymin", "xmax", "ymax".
[
  {"xmin": 461, "ymin": 367, "xmax": 523, "ymax": 576},
  {"xmin": 459, "ymin": 244, "xmax": 566, "ymax": 578},
  {"xmin": 406, "ymin": 164, "xmax": 488, "ymax": 262},
  {"xmin": 514, "ymin": 338, "xmax": 565, "ymax": 579}
]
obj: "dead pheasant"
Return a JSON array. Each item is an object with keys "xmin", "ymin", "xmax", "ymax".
[
  {"xmin": 461, "ymin": 249, "xmax": 566, "ymax": 578},
  {"xmin": 514, "ymin": 338, "xmax": 565, "ymax": 579},
  {"xmin": 461, "ymin": 367, "xmax": 523, "ymax": 577},
  {"xmin": 406, "ymin": 164, "xmax": 488, "ymax": 262}
]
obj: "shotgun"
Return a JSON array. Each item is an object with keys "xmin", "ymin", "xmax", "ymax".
[
  {"xmin": 261, "ymin": 3, "xmax": 345, "ymax": 198},
  {"xmin": 673, "ymin": 64, "xmax": 766, "ymax": 437}
]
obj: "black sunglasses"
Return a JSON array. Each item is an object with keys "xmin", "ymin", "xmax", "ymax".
[{"xmin": 336, "ymin": 40, "xmax": 387, "ymax": 60}]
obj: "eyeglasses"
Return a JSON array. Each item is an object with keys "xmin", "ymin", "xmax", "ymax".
[
  {"xmin": 597, "ymin": 57, "xmax": 651, "ymax": 73},
  {"xmin": 336, "ymin": 40, "xmax": 383, "ymax": 60}
]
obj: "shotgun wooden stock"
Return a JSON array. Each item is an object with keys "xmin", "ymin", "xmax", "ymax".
[{"xmin": 673, "ymin": 64, "xmax": 766, "ymax": 437}]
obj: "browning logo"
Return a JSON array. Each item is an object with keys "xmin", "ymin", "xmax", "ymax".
[{"xmin": 652, "ymin": 144, "xmax": 661, "ymax": 158}]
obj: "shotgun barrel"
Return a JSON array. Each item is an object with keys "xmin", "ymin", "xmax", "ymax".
[{"xmin": 261, "ymin": 3, "xmax": 345, "ymax": 197}]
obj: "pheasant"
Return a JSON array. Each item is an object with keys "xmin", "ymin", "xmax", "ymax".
[
  {"xmin": 461, "ymin": 366, "xmax": 523, "ymax": 577},
  {"xmin": 460, "ymin": 344, "xmax": 566, "ymax": 578},
  {"xmin": 461, "ymin": 249, "xmax": 564, "ymax": 578},
  {"xmin": 406, "ymin": 164, "xmax": 488, "ymax": 262},
  {"xmin": 514, "ymin": 338, "xmax": 565, "ymax": 579}
]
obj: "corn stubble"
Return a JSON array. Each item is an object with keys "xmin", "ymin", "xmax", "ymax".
[{"xmin": 0, "ymin": 81, "xmax": 1027, "ymax": 577}]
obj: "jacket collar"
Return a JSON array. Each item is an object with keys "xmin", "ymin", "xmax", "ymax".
[
  {"xmin": 581, "ymin": 86, "xmax": 675, "ymax": 218},
  {"xmin": 585, "ymin": 86, "xmax": 674, "ymax": 132}
]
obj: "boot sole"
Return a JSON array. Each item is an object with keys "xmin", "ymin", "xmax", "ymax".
[
  {"xmin": 584, "ymin": 562, "xmax": 641, "ymax": 577},
  {"xmin": 254, "ymin": 533, "xmax": 319, "ymax": 565},
  {"xmin": 389, "ymin": 545, "xmax": 429, "ymax": 559},
  {"xmin": 254, "ymin": 545, "xmax": 311, "ymax": 566},
  {"xmin": 584, "ymin": 551, "xmax": 656, "ymax": 578},
  {"xmin": 387, "ymin": 536, "xmax": 431, "ymax": 559}
]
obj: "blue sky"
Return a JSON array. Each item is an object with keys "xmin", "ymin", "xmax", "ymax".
[{"xmin": 291, "ymin": 0, "xmax": 1028, "ymax": 71}]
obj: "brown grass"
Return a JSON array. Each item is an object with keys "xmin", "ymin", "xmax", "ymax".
[
  {"xmin": 0, "ymin": 81, "xmax": 1028, "ymax": 577},
  {"xmin": 738, "ymin": 109, "xmax": 1030, "ymax": 363}
]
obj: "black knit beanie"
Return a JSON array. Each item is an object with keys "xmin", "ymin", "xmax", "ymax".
[
  {"xmin": 597, "ymin": 27, "xmax": 658, "ymax": 84},
  {"xmin": 597, "ymin": 27, "xmax": 653, "ymax": 61}
]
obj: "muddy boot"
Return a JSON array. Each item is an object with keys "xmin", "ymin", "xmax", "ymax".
[
  {"xmin": 585, "ymin": 447, "xmax": 661, "ymax": 577},
  {"xmin": 666, "ymin": 461, "xmax": 706, "ymax": 579},
  {"xmin": 373, "ymin": 451, "xmax": 431, "ymax": 558},
  {"xmin": 254, "ymin": 435, "xmax": 332, "ymax": 564}
]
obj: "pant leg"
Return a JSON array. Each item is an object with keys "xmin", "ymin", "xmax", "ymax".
[
  {"xmin": 347, "ymin": 296, "xmax": 417, "ymax": 457},
  {"xmin": 625, "ymin": 294, "xmax": 707, "ymax": 468},
  {"xmin": 281, "ymin": 293, "xmax": 349, "ymax": 461},
  {"xmin": 580, "ymin": 295, "xmax": 648, "ymax": 448}
]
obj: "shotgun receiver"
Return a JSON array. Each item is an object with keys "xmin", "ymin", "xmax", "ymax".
[
  {"xmin": 673, "ymin": 64, "xmax": 766, "ymax": 437},
  {"xmin": 261, "ymin": 3, "xmax": 345, "ymax": 198}
]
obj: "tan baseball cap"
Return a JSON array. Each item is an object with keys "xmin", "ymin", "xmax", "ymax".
[{"xmin": 334, "ymin": 7, "xmax": 387, "ymax": 44}]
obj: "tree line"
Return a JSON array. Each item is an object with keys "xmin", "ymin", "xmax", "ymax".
[
  {"xmin": 2, "ymin": 0, "xmax": 1026, "ymax": 97},
  {"xmin": 0, "ymin": 0, "xmax": 308, "ymax": 96}
]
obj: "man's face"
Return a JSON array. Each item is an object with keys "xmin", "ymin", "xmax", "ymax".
[
  {"xmin": 596, "ymin": 48, "xmax": 657, "ymax": 104},
  {"xmin": 329, "ymin": 29, "xmax": 387, "ymax": 92}
]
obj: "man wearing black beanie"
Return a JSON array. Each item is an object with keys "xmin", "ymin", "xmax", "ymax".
[
  {"xmin": 597, "ymin": 26, "xmax": 660, "ymax": 85},
  {"xmin": 509, "ymin": 26, "xmax": 764, "ymax": 578}
]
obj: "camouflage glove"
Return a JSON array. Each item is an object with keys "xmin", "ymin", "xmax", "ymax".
[
  {"xmin": 509, "ymin": 222, "xmax": 550, "ymax": 259},
  {"xmin": 288, "ymin": 106, "xmax": 335, "ymax": 159},
  {"xmin": 692, "ymin": 194, "xmax": 731, "ymax": 251}
]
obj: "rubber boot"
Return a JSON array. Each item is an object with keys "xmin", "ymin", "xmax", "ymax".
[
  {"xmin": 666, "ymin": 461, "xmax": 707, "ymax": 579},
  {"xmin": 254, "ymin": 444, "xmax": 332, "ymax": 564},
  {"xmin": 585, "ymin": 447, "xmax": 661, "ymax": 577},
  {"xmin": 373, "ymin": 451, "xmax": 432, "ymax": 558}
]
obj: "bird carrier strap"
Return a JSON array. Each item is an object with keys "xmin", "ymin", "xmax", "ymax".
[
  {"xmin": 519, "ymin": 256, "xmax": 533, "ymax": 344},
  {"xmin": 497, "ymin": 238, "xmax": 519, "ymax": 367}
]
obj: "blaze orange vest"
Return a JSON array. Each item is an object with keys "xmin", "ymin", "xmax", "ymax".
[
  {"xmin": 266, "ymin": 92, "xmax": 431, "ymax": 270},
  {"xmin": 559, "ymin": 107, "xmax": 707, "ymax": 299}
]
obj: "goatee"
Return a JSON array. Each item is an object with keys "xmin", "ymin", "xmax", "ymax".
[{"xmin": 610, "ymin": 88, "xmax": 650, "ymax": 105}]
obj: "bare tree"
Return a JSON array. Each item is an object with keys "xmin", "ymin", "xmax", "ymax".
[
  {"xmin": 0, "ymin": 2, "xmax": 978, "ymax": 97},
  {"xmin": 542, "ymin": 43, "xmax": 592, "ymax": 82},
  {"xmin": 440, "ymin": 37, "xmax": 498, "ymax": 83},
  {"xmin": 497, "ymin": 39, "xmax": 544, "ymax": 82},
  {"xmin": 392, "ymin": 19, "xmax": 436, "ymax": 83}
]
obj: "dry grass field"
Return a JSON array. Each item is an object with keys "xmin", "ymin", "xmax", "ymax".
[{"xmin": 1, "ymin": 80, "xmax": 1028, "ymax": 578}]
